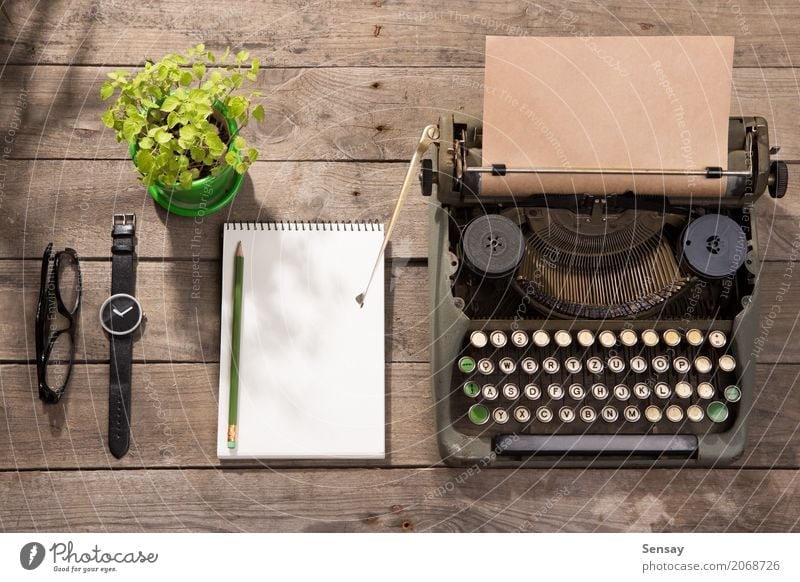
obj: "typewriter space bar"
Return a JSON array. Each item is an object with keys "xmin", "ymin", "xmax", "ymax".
[{"xmin": 495, "ymin": 434, "xmax": 698, "ymax": 457}]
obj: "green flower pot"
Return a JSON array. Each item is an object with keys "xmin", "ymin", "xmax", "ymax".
[{"xmin": 129, "ymin": 104, "xmax": 245, "ymax": 217}]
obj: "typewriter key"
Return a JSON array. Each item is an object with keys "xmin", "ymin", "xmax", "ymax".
[
  {"xmin": 564, "ymin": 357, "xmax": 582, "ymax": 374},
  {"xmin": 554, "ymin": 330, "xmax": 572, "ymax": 347},
  {"xmin": 532, "ymin": 330, "xmax": 551, "ymax": 348},
  {"xmin": 493, "ymin": 408, "xmax": 510, "ymax": 424},
  {"xmin": 675, "ymin": 381, "xmax": 693, "ymax": 399},
  {"xmin": 673, "ymin": 356, "xmax": 691, "ymax": 374},
  {"xmin": 577, "ymin": 329, "xmax": 595, "ymax": 347},
  {"xmin": 687, "ymin": 404, "xmax": 705, "ymax": 422},
  {"xmin": 718, "ymin": 355, "xmax": 736, "ymax": 372},
  {"xmin": 591, "ymin": 383, "xmax": 609, "ymax": 400},
  {"xmin": 619, "ymin": 329, "xmax": 638, "ymax": 347},
  {"xmin": 482, "ymin": 384, "xmax": 499, "ymax": 400},
  {"xmin": 458, "ymin": 356, "xmax": 476, "ymax": 374},
  {"xmin": 499, "ymin": 357, "xmax": 516, "ymax": 374},
  {"xmin": 568, "ymin": 383, "xmax": 586, "ymax": 400},
  {"xmin": 707, "ymin": 401, "xmax": 729, "ymax": 423},
  {"xmin": 613, "ymin": 384, "xmax": 631, "ymax": 401},
  {"xmin": 697, "ymin": 382, "xmax": 715, "ymax": 400},
  {"xmin": 463, "ymin": 381, "xmax": 481, "ymax": 398},
  {"xmin": 478, "ymin": 358, "xmax": 495, "ymax": 375},
  {"xmin": 511, "ymin": 330, "xmax": 529, "ymax": 348},
  {"xmin": 601, "ymin": 406, "xmax": 619, "ymax": 423},
  {"xmin": 490, "ymin": 330, "xmax": 507, "ymax": 348},
  {"xmin": 694, "ymin": 356, "xmax": 713, "ymax": 374},
  {"xmin": 587, "ymin": 357, "xmax": 604, "ymax": 374},
  {"xmin": 515, "ymin": 406, "xmax": 532, "ymax": 423},
  {"xmin": 521, "ymin": 357, "xmax": 539, "ymax": 374},
  {"xmin": 645, "ymin": 405, "xmax": 663, "ymax": 423},
  {"xmin": 470, "ymin": 330, "xmax": 488, "ymax": 349},
  {"xmin": 502, "ymin": 383, "xmax": 520, "ymax": 400},
  {"xmin": 607, "ymin": 356, "xmax": 625, "ymax": 374},
  {"xmin": 598, "ymin": 330, "xmax": 617, "ymax": 348},
  {"xmin": 652, "ymin": 356, "xmax": 669, "ymax": 374},
  {"xmin": 630, "ymin": 356, "xmax": 648, "ymax": 374},
  {"xmin": 663, "ymin": 329, "xmax": 681, "ymax": 347},
  {"xmin": 468, "ymin": 404, "xmax": 490, "ymax": 425},
  {"xmin": 624, "ymin": 406, "xmax": 641, "ymax": 422},
  {"xmin": 666, "ymin": 405, "xmax": 684, "ymax": 423},
  {"xmin": 547, "ymin": 383, "xmax": 565, "ymax": 400},
  {"xmin": 543, "ymin": 357, "xmax": 560, "ymax": 374},
  {"xmin": 559, "ymin": 407, "xmax": 576, "ymax": 423},
  {"xmin": 724, "ymin": 385, "xmax": 742, "ymax": 403},
  {"xmin": 642, "ymin": 329, "xmax": 660, "ymax": 347},
  {"xmin": 524, "ymin": 383, "xmax": 541, "ymax": 400},
  {"xmin": 708, "ymin": 330, "xmax": 727, "ymax": 348},
  {"xmin": 580, "ymin": 406, "xmax": 597, "ymax": 423},
  {"xmin": 654, "ymin": 382, "xmax": 672, "ymax": 399},
  {"xmin": 686, "ymin": 328, "xmax": 704, "ymax": 347},
  {"xmin": 536, "ymin": 407, "xmax": 553, "ymax": 423},
  {"xmin": 633, "ymin": 383, "xmax": 651, "ymax": 399}
]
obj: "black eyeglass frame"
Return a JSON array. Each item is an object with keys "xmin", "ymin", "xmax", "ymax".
[{"xmin": 35, "ymin": 243, "xmax": 82, "ymax": 403}]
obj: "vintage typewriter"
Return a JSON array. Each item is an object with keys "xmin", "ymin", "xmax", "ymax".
[{"xmin": 420, "ymin": 113, "xmax": 788, "ymax": 467}]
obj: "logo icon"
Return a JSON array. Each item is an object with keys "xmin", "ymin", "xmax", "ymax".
[{"xmin": 20, "ymin": 542, "xmax": 46, "ymax": 570}]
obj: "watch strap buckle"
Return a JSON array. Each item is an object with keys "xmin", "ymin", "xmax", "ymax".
[{"xmin": 113, "ymin": 213, "xmax": 136, "ymax": 228}]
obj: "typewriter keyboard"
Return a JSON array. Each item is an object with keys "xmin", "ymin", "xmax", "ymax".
[{"xmin": 453, "ymin": 326, "xmax": 739, "ymax": 437}]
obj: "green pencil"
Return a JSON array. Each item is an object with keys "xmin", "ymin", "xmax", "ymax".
[{"xmin": 227, "ymin": 241, "xmax": 244, "ymax": 449}]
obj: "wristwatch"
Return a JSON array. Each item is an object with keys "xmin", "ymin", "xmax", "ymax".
[{"xmin": 98, "ymin": 213, "xmax": 144, "ymax": 458}]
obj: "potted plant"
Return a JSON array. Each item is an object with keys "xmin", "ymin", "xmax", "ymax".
[{"xmin": 100, "ymin": 44, "xmax": 264, "ymax": 216}]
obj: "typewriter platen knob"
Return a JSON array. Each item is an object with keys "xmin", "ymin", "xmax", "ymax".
[{"xmin": 768, "ymin": 160, "xmax": 788, "ymax": 199}]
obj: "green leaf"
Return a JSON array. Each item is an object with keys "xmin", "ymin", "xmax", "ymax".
[
  {"xmin": 190, "ymin": 146, "xmax": 206, "ymax": 162},
  {"xmin": 100, "ymin": 82, "xmax": 114, "ymax": 100},
  {"xmin": 136, "ymin": 150, "xmax": 154, "ymax": 174},
  {"xmin": 247, "ymin": 148, "xmax": 259, "ymax": 162},
  {"xmin": 235, "ymin": 162, "xmax": 247, "ymax": 174},
  {"xmin": 180, "ymin": 71, "xmax": 193, "ymax": 86},
  {"xmin": 138, "ymin": 136, "xmax": 154, "ymax": 150},
  {"xmin": 154, "ymin": 128, "xmax": 172, "ymax": 144},
  {"xmin": 251, "ymin": 104, "xmax": 264, "ymax": 122},
  {"xmin": 179, "ymin": 170, "xmax": 193, "ymax": 190},
  {"xmin": 232, "ymin": 135, "xmax": 246, "ymax": 150},
  {"xmin": 101, "ymin": 109, "xmax": 116, "ymax": 128},
  {"xmin": 195, "ymin": 43, "xmax": 205, "ymax": 53},
  {"xmin": 227, "ymin": 96, "xmax": 246, "ymax": 118},
  {"xmin": 225, "ymin": 151, "xmax": 238, "ymax": 166},
  {"xmin": 193, "ymin": 62, "xmax": 206, "ymax": 80},
  {"xmin": 161, "ymin": 95, "xmax": 181, "ymax": 112},
  {"xmin": 245, "ymin": 72, "xmax": 257, "ymax": 82},
  {"xmin": 122, "ymin": 118, "xmax": 143, "ymax": 142},
  {"xmin": 180, "ymin": 124, "xmax": 199, "ymax": 140},
  {"xmin": 235, "ymin": 50, "xmax": 250, "ymax": 63}
]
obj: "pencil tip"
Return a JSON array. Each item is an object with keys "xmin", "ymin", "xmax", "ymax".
[
  {"xmin": 355, "ymin": 293, "xmax": 365, "ymax": 307},
  {"xmin": 235, "ymin": 241, "xmax": 243, "ymax": 256}
]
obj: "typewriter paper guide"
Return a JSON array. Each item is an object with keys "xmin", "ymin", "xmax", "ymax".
[{"xmin": 481, "ymin": 36, "xmax": 734, "ymax": 197}]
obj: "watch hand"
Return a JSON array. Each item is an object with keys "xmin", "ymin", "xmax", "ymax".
[{"xmin": 112, "ymin": 305, "xmax": 134, "ymax": 317}]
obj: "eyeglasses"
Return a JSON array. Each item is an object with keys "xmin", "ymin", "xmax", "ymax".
[{"xmin": 35, "ymin": 244, "xmax": 82, "ymax": 403}]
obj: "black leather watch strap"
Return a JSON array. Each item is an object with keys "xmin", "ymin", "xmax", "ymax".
[{"xmin": 108, "ymin": 217, "xmax": 136, "ymax": 459}]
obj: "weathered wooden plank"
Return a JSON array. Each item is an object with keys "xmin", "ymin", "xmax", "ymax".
[
  {"xmin": 1, "ymin": 467, "xmax": 798, "ymax": 532},
  {"xmin": 2, "ymin": 66, "xmax": 799, "ymax": 161},
  {"xmin": 0, "ymin": 363, "xmax": 797, "ymax": 470},
  {"xmin": 0, "ymin": 160, "xmax": 426, "ymax": 260},
  {"xmin": 1, "ymin": 260, "xmax": 798, "ymax": 364},
  {"xmin": 0, "ymin": 261, "xmax": 428, "ymax": 363},
  {"xmin": 2, "ymin": 0, "xmax": 799, "ymax": 67},
  {"xmin": 0, "ymin": 158, "xmax": 798, "ymax": 262}
]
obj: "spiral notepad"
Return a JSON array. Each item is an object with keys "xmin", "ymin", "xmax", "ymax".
[{"xmin": 217, "ymin": 221, "xmax": 385, "ymax": 459}]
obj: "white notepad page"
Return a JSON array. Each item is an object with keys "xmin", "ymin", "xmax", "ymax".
[{"xmin": 217, "ymin": 222, "xmax": 385, "ymax": 459}]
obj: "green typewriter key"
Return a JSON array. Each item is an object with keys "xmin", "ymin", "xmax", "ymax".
[
  {"xmin": 458, "ymin": 356, "xmax": 476, "ymax": 374},
  {"xmin": 724, "ymin": 385, "xmax": 742, "ymax": 403},
  {"xmin": 468, "ymin": 404, "xmax": 490, "ymax": 425},
  {"xmin": 707, "ymin": 401, "xmax": 729, "ymax": 423},
  {"xmin": 463, "ymin": 381, "xmax": 481, "ymax": 398}
]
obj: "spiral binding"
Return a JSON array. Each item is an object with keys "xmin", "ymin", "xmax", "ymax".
[{"xmin": 225, "ymin": 220, "xmax": 383, "ymax": 232}]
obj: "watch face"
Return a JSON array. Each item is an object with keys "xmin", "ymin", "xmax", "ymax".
[{"xmin": 99, "ymin": 293, "xmax": 143, "ymax": 335}]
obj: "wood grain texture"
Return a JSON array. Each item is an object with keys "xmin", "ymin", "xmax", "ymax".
[
  {"xmin": 1, "ymin": 0, "xmax": 799, "ymax": 67},
  {"xmin": 2, "ymin": 66, "xmax": 800, "ymax": 161},
  {"xmin": 0, "ymin": 363, "xmax": 797, "ymax": 471},
  {"xmin": 1, "ymin": 467, "xmax": 799, "ymax": 532}
]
